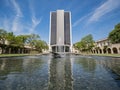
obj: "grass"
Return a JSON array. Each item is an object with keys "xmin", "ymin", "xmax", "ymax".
[
  {"xmin": 0, "ymin": 54, "xmax": 31, "ymax": 57},
  {"xmin": 0, "ymin": 53, "xmax": 120, "ymax": 58},
  {"xmin": 75, "ymin": 52, "xmax": 120, "ymax": 57},
  {"xmin": 90, "ymin": 54, "xmax": 120, "ymax": 57}
]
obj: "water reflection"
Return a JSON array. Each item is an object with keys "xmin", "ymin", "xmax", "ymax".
[
  {"xmin": 73, "ymin": 56, "xmax": 120, "ymax": 90},
  {"xmin": 0, "ymin": 55, "xmax": 120, "ymax": 90},
  {"xmin": 0, "ymin": 56, "xmax": 48, "ymax": 90},
  {"xmin": 0, "ymin": 58, "xmax": 23, "ymax": 78},
  {"xmin": 75, "ymin": 57, "xmax": 96, "ymax": 72},
  {"xmin": 94, "ymin": 57, "xmax": 120, "ymax": 76},
  {"xmin": 48, "ymin": 56, "xmax": 73, "ymax": 90}
]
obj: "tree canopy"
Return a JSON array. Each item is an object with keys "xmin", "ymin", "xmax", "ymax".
[
  {"xmin": 74, "ymin": 34, "xmax": 94, "ymax": 52},
  {"xmin": 34, "ymin": 40, "xmax": 48, "ymax": 52},
  {"xmin": 108, "ymin": 23, "xmax": 120, "ymax": 44},
  {"xmin": 0, "ymin": 29, "xmax": 7, "ymax": 44},
  {"xmin": 0, "ymin": 29, "xmax": 48, "ymax": 52}
]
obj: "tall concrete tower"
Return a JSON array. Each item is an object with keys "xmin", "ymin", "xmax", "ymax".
[{"xmin": 49, "ymin": 10, "xmax": 72, "ymax": 53}]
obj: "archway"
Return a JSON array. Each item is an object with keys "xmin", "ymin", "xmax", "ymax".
[
  {"xmin": 103, "ymin": 49, "xmax": 106, "ymax": 54},
  {"xmin": 107, "ymin": 48, "xmax": 111, "ymax": 54},
  {"xmin": 99, "ymin": 49, "xmax": 102, "ymax": 54},
  {"xmin": 96, "ymin": 50, "xmax": 98, "ymax": 54},
  {"xmin": 112, "ymin": 47, "xmax": 118, "ymax": 54},
  {"xmin": 91, "ymin": 50, "xmax": 93, "ymax": 53}
]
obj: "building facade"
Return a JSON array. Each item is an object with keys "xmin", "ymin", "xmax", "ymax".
[
  {"xmin": 49, "ymin": 10, "xmax": 72, "ymax": 53},
  {"xmin": 92, "ymin": 38, "xmax": 120, "ymax": 54}
]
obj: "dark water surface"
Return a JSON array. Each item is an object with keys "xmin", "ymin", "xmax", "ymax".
[{"xmin": 0, "ymin": 55, "xmax": 120, "ymax": 90}]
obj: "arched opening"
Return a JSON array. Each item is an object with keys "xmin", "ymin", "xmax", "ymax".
[
  {"xmin": 99, "ymin": 49, "xmax": 102, "ymax": 54},
  {"xmin": 103, "ymin": 49, "xmax": 106, "ymax": 54},
  {"xmin": 91, "ymin": 50, "xmax": 93, "ymax": 53},
  {"xmin": 112, "ymin": 47, "xmax": 118, "ymax": 54},
  {"xmin": 96, "ymin": 50, "xmax": 98, "ymax": 54},
  {"xmin": 107, "ymin": 48, "xmax": 111, "ymax": 54}
]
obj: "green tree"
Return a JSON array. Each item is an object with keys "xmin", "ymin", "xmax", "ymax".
[
  {"xmin": 6, "ymin": 32, "xmax": 15, "ymax": 45},
  {"xmin": 26, "ymin": 34, "xmax": 40, "ymax": 51},
  {"xmin": 0, "ymin": 29, "xmax": 7, "ymax": 44},
  {"xmin": 108, "ymin": 23, "xmax": 120, "ymax": 44},
  {"xmin": 27, "ymin": 34, "xmax": 40, "ymax": 44},
  {"xmin": 15, "ymin": 35, "xmax": 31, "ymax": 47},
  {"xmin": 0, "ymin": 29, "xmax": 48, "ymax": 54},
  {"xmin": 73, "ymin": 41, "xmax": 86, "ymax": 51},
  {"xmin": 34, "ymin": 40, "xmax": 48, "ymax": 53},
  {"xmin": 74, "ymin": 34, "xmax": 94, "ymax": 52},
  {"xmin": 81, "ymin": 34, "xmax": 94, "ymax": 51}
]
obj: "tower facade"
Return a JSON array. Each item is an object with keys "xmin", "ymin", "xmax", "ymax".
[{"xmin": 49, "ymin": 10, "xmax": 72, "ymax": 53}]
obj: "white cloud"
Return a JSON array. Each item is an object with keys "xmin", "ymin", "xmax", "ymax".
[
  {"xmin": 11, "ymin": 0, "xmax": 22, "ymax": 17},
  {"xmin": 10, "ymin": 0, "xmax": 24, "ymax": 34},
  {"xmin": 29, "ymin": 16, "xmax": 42, "ymax": 33},
  {"xmin": 12, "ymin": 17, "xmax": 21, "ymax": 32},
  {"xmin": 89, "ymin": 0, "xmax": 120, "ymax": 22},
  {"xmin": 32, "ymin": 16, "xmax": 41, "ymax": 27},
  {"xmin": 0, "ymin": 0, "xmax": 30, "ymax": 35},
  {"xmin": 73, "ymin": 0, "xmax": 120, "ymax": 27},
  {"xmin": 72, "ymin": 13, "xmax": 92, "ymax": 27},
  {"xmin": 10, "ymin": 0, "xmax": 42, "ymax": 35},
  {"xmin": 28, "ymin": 1, "xmax": 42, "ymax": 33}
]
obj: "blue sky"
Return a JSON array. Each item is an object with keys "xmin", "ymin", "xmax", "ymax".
[{"xmin": 0, "ymin": 0, "xmax": 120, "ymax": 44}]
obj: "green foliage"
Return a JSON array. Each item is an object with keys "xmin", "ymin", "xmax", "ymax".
[
  {"xmin": 34, "ymin": 40, "xmax": 48, "ymax": 52},
  {"xmin": 0, "ymin": 29, "xmax": 7, "ymax": 44},
  {"xmin": 0, "ymin": 29, "xmax": 48, "ymax": 53},
  {"xmin": 74, "ymin": 34, "xmax": 94, "ymax": 52},
  {"xmin": 27, "ymin": 34, "xmax": 40, "ymax": 47},
  {"xmin": 6, "ymin": 32, "xmax": 15, "ymax": 45},
  {"xmin": 108, "ymin": 23, "xmax": 120, "ymax": 44},
  {"xmin": 14, "ymin": 35, "xmax": 32, "ymax": 47}
]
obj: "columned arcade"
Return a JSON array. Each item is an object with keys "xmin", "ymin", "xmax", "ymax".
[{"xmin": 92, "ymin": 38, "xmax": 120, "ymax": 54}]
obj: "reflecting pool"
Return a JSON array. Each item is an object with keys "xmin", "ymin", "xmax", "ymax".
[{"xmin": 0, "ymin": 55, "xmax": 120, "ymax": 90}]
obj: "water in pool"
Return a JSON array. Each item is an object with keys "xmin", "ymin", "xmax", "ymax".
[{"xmin": 0, "ymin": 55, "xmax": 120, "ymax": 90}]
